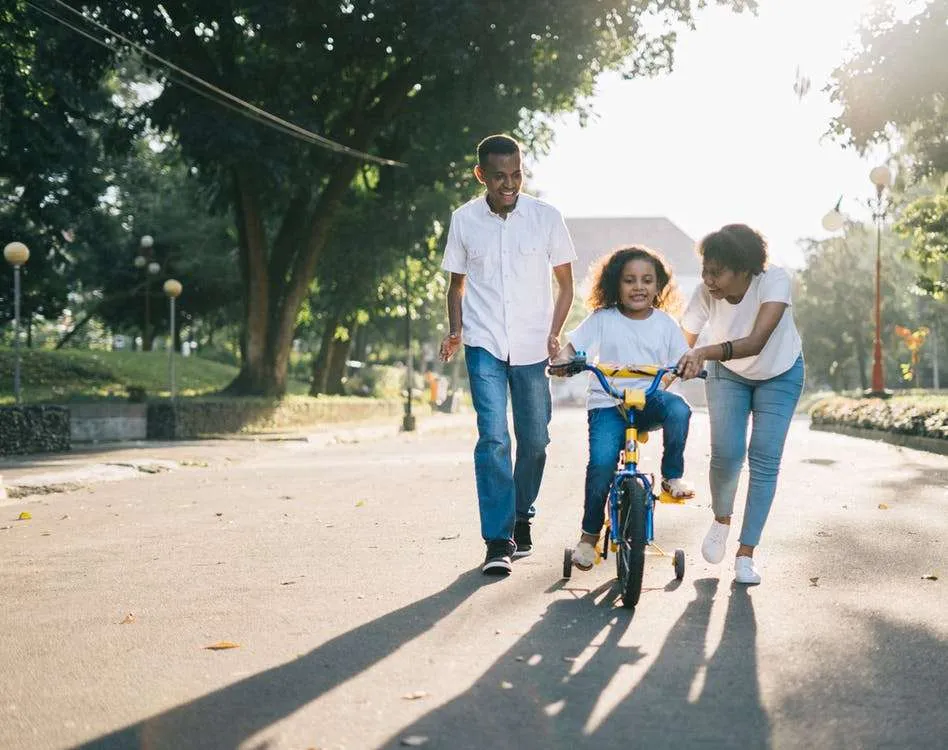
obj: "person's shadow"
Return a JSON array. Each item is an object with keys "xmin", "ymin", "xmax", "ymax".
[
  {"xmin": 377, "ymin": 578, "xmax": 770, "ymax": 749},
  {"xmin": 73, "ymin": 569, "xmax": 492, "ymax": 750}
]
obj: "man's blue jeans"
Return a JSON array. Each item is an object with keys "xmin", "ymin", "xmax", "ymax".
[
  {"xmin": 705, "ymin": 356, "xmax": 804, "ymax": 547},
  {"xmin": 465, "ymin": 346, "xmax": 551, "ymax": 542},
  {"xmin": 582, "ymin": 390, "xmax": 692, "ymax": 536}
]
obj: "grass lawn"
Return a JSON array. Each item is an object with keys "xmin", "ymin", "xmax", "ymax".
[{"xmin": 0, "ymin": 348, "xmax": 310, "ymax": 404}]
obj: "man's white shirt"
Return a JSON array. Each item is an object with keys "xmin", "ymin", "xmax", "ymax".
[{"xmin": 441, "ymin": 193, "xmax": 576, "ymax": 365}]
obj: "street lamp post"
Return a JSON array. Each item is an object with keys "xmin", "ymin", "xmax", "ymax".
[
  {"xmin": 821, "ymin": 166, "xmax": 893, "ymax": 398},
  {"xmin": 402, "ymin": 253, "xmax": 416, "ymax": 432},
  {"xmin": 163, "ymin": 279, "xmax": 183, "ymax": 401},
  {"xmin": 134, "ymin": 235, "xmax": 161, "ymax": 351},
  {"xmin": 868, "ymin": 165, "xmax": 892, "ymax": 398},
  {"xmin": 3, "ymin": 242, "xmax": 30, "ymax": 404}
]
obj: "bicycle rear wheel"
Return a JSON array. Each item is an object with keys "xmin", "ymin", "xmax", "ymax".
[{"xmin": 616, "ymin": 476, "xmax": 648, "ymax": 609}]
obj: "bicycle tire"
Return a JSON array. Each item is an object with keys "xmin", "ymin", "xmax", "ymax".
[{"xmin": 616, "ymin": 475, "xmax": 648, "ymax": 608}]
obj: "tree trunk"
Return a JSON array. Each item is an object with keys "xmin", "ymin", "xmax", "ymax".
[
  {"xmin": 223, "ymin": 64, "xmax": 420, "ymax": 397},
  {"xmin": 324, "ymin": 333, "xmax": 352, "ymax": 396},
  {"xmin": 310, "ymin": 315, "xmax": 339, "ymax": 396},
  {"xmin": 854, "ymin": 336, "xmax": 868, "ymax": 391}
]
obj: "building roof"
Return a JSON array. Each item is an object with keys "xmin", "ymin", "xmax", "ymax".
[{"xmin": 565, "ymin": 216, "xmax": 700, "ymax": 293}]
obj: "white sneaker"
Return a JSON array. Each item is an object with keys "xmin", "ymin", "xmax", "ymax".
[
  {"xmin": 734, "ymin": 555, "xmax": 761, "ymax": 585},
  {"xmin": 701, "ymin": 520, "xmax": 730, "ymax": 564},
  {"xmin": 573, "ymin": 540, "xmax": 597, "ymax": 571}
]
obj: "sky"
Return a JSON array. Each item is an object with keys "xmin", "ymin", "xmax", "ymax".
[{"xmin": 529, "ymin": 0, "xmax": 923, "ymax": 268}]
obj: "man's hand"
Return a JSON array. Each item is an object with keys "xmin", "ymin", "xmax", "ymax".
[
  {"xmin": 547, "ymin": 334, "xmax": 562, "ymax": 360},
  {"xmin": 440, "ymin": 332, "xmax": 462, "ymax": 362},
  {"xmin": 676, "ymin": 348, "xmax": 707, "ymax": 380}
]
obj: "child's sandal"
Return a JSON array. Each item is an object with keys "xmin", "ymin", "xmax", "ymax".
[{"xmin": 662, "ymin": 478, "xmax": 695, "ymax": 500}]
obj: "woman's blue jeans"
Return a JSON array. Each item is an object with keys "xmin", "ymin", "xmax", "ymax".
[
  {"xmin": 582, "ymin": 390, "xmax": 692, "ymax": 536},
  {"xmin": 705, "ymin": 356, "xmax": 804, "ymax": 547},
  {"xmin": 465, "ymin": 346, "xmax": 551, "ymax": 542}
]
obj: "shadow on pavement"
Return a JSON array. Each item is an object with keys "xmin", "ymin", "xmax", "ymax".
[
  {"xmin": 377, "ymin": 577, "xmax": 770, "ymax": 749},
  {"xmin": 71, "ymin": 569, "xmax": 489, "ymax": 750}
]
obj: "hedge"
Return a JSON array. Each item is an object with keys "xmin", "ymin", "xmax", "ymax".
[
  {"xmin": 810, "ymin": 397, "xmax": 948, "ymax": 441},
  {"xmin": 147, "ymin": 396, "xmax": 404, "ymax": 439},
  {"xmin": 0, "ymin": 405, "xmax": 71, "ymax": 456}
]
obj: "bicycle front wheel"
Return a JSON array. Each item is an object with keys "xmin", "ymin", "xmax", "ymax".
[{"xmin": 616, "ymin": 475, "xmax": 648, "ymax": 609}]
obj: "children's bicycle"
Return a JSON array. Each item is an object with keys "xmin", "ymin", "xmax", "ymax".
[{"xmin": 548, "ymin": 353, "xmax": 704, "ymax": 609}]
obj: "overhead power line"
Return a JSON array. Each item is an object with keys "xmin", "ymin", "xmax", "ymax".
[{"xmin": 25, "ymin": 0, "xmax": 405, "ymax": 167}]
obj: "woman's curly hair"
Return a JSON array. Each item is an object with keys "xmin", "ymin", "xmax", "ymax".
[
  {"xmin": 586, "ymin": 245, "xmax": 682, "ymax": 315},
  {"xmin": 698, "ymin": 224, "xmax": 768, "ymax": 275}
]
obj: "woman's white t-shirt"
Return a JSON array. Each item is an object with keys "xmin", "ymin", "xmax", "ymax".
[
  {"xmin": 567, "ymin": 307, "xmax": 689, "ymax": 411},
  {"xmin": 680, "ymin": 266, "xmax": 802, "ymax": 380}
]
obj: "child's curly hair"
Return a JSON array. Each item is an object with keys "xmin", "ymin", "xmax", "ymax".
[{"xmin": 586, "ymin": 245, "xmax": 682, "ymax": 315}]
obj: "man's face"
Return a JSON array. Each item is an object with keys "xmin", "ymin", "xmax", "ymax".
[{"xmin": 475, "ymin": 151, "xmax": 522, "ymax": 212}]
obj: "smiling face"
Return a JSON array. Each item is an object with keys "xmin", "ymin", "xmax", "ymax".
[
  {"xmin": 474, "ymin": 151, "xmax": 522, "ymax": 214},
  {"xmin": 618, "ymin": 258, "xmax": 660, "ymax": 318},
  {"xmin": 701, "ymin": 259, "xmax": 751, "ymax": 301}
]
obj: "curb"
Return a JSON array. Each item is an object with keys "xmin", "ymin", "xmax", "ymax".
[{"xmin": 809, "ymin": 422, "xmax": 948, "ymax": 456}]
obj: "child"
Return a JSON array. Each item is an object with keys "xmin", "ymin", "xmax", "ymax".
[{"xmin": 555, "ymin": 245, "xmax": 694, "ymax": 571}]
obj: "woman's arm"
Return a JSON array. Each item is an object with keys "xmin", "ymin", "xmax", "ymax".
[{"xmin": 677, "ymin": 301, "xmax": 788, "ymax": 379}]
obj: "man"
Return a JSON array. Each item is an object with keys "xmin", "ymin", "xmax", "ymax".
[{"xmin": 440, "ymin": 134, "xmax": 576, "ymax": 575}]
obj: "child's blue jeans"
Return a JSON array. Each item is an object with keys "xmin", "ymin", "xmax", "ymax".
[{"xmin": 581, "ymin": 390, "xmax": 691, "ymax": 536}]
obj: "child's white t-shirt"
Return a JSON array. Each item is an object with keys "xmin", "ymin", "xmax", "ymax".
[
  {"xmin": 680, "ymin": 266, "xmax": 802, "ymax": 380},
  {"xmin": 567, "ymin": 307, "xmax": 689, "ymax": 411}
]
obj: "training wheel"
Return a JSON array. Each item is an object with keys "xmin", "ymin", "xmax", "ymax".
[
  {"xmin": 563, "ymin": 547, "xmax": 573, "ymax": 579},
  {"xmin": 674, "ymin": 548, "xmax": 685, "ymax": 581}
]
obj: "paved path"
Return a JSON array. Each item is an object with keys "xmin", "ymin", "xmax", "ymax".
[{"xmin": 1, "ymin": 408, "xmax": 945, "ymax": 750}]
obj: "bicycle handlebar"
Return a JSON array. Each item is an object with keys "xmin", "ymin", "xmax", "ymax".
[{"xmin": 547, "ymin": 353, "xmax": 707, "ymax": 402}]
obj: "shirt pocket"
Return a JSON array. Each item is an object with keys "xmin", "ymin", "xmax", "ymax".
[{"xmin": 466, "ymin": 246, "xmax": 494, "ymax": 283}]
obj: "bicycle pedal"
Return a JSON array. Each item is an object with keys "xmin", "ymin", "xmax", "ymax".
[
  {"xmin": 610, "ymin": 541, "xmax": 618, "ymax": 553},
  {"xmin": 658, "ymin": 491, "xmax": 687, "ymax": 504}
]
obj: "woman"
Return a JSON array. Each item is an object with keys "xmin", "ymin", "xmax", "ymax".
[{"xmin": 677, "ymin": 224, "xmax": 804, "ymax": 585}]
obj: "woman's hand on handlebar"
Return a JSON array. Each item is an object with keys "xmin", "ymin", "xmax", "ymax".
[{"xmin": 676, "ymin": 348, "xmax": 707, "ymax": 380}]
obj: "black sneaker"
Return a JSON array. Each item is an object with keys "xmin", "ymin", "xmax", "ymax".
[
  {"xmin": 513, "ymin": 519, "xmax": 533, "ymax": 558},
  {"xmin": 482, "ymin": 539, "xmax": 515, "ymax": 575}
]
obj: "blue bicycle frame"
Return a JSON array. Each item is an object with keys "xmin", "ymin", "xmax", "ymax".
[{"xmin": 583, "ymin": 364, "xmax": 673, "ymax": 548}]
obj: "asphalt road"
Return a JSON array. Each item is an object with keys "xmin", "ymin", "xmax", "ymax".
[{"xmin": 1, "ymin": 407, "xmax": 945, "ymax": 750}]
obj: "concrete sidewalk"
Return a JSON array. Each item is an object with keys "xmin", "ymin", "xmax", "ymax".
[{"xmin": 0, "ymin": 411, "xmax": 475, "ymax": 503}]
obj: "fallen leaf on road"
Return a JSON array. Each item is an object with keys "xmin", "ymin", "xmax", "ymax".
[
  {"xmin": 17, "ymin": 512, "xmax": 31, "ymax": 521},
  {"xmin": 921, "ymin": 573, "xmax": 938, "ymax": 581},
  {"xmin": 400, "ymin": 736, "xmax": 429, "ymax": 747},
  {"xmin": 501, "ymin": 681, "xmax": 514, "ymax": 689},
  {"xmin": 119, "ymin": 613, "xmax": 136, "ymax": 625},
  {"xmin": 878, "ymin": 503, "xmax": 889, "ymax": 510},
  {"xmin": 215, "ymin": 512, "xmax": 223, "ymax": 517},
  {"xmin": 439, "ymin": 533, "xmax": 460, "ymax": 541},
  {"xmin": 401, "ymin": 691, "xmax": 429, "ymax": 700},
  {"xmin": 281, "ymin": 581, "xmax": 297, "ymax": 586},
  {"xmin": 355, "ymin": 500, "xmax": 366, "ymax": 508},
  {"xmin": 809, "ymin": 577, "xmax": 820, "ymax": 587},
  {"xmin": 41, "ymin": 532, "xmax": 51, "ymax": 537},
  {"xmin": 205, "ymin": 641, "xmax": 240, "ymax": 650},
  {"xmin": 515, "ymin": 656, "xmax": 525, "ymax": 662},
  {"xmin": 60, "ymin": 514, "xmax": 70, "ymax": 520}
]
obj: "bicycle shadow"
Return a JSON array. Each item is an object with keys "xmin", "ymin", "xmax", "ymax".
[
  {"xmin": 377, "ymin": 577, "xmax": 769, "ymax": 749},
  {"xmin": 71, "ymin": 569, "xmax": 490, "ymax": 750}
]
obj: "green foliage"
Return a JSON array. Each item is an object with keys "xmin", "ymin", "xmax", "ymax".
[
  {"xmin": 0, "ymin": 348, "xmax": 240, "ymax": 403},
  {"xmin": 894, "ymin": 192, "xmax": 948, "ymax": 297},
  {"xmin": 0, "ymin": 0, "xmax": 132, "ymax": 326},
  {"xmin": 828, "ymin": 1, "xmax": 948, "ymax": 176},
  {"xmin": 794, "ymin": 225, "xmax": 932, "ymax": 391}
]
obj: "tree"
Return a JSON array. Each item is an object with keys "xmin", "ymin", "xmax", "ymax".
[
  {"xmin": 894, "ymin": 191, "xmax": 948, "ymax": 297},
  {"xmin": 795, "ymin": 225, "xmax": 927, "ymax": 392},
  {"xmin": 0, "ymin": 0, "xmax": 131, "ymax": 335},
  {"xmin": 75, "ymin": 0, "xmax": 755, "ymax": 395},
  {"xmin": 828, "ymin": 1, "xmax": 948, "ymax": 177}
]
